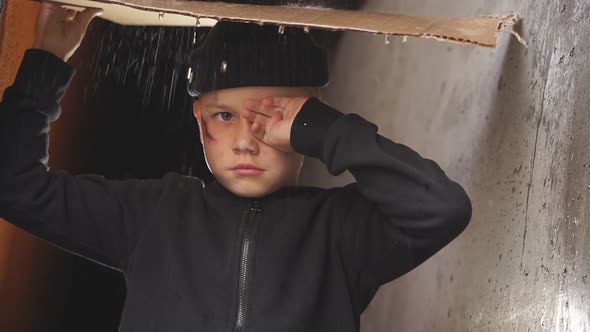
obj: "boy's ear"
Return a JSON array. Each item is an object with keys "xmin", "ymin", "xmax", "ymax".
[
  {"xmin": 193, "ymin": 102, "xmax": 204, "ymax": 144},
  {"xmin": 193, "ymin": 101, "xmax": 202, "ymax": 122}
]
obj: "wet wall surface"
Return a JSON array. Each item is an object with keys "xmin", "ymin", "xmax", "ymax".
[{"xmin": 300, "ymin": 0, "xmax": 590, "ymax": 330}]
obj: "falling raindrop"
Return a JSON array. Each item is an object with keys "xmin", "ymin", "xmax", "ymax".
[
  {"xmin": 221, "ymin": 60, "xmax": 228, "ymax": 73},
  {"xmin": 384, "ymin": 35, "xmax": 391, "ymax": 45},
  {"xmin": 187, "ymin": 67, "xmax": 193, "ymax": 81},
  {"xmin": 167, "ymin": 68, "xmax": 178, "ymax": 110},
  {"xmin": 77, "ymin": 0, "xmax": 372, "ymax": 181},
  {"xmin": 89, "ymin": 24, "xmax": 205, "ymax": 112},
  {"xmin": 278, "ymin": 25, "xmax": 285, "ymax": 35}
]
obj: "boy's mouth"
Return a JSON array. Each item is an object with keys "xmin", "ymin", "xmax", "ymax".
[{"xmin": 230, "ymin": 163, "xmax": 265, "ymax": 176}]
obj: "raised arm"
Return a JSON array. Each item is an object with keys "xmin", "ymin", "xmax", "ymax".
[
  {"xmin": 0, "ymin": 3, "xmax": 163, "ymax": 270},
  {"xmin": 295, "ymin": 98, "xmax": 471, "ymax": 311},
  {"xmin": 243, "ymin": 96, "xmax": 472, "ymax": 312}
]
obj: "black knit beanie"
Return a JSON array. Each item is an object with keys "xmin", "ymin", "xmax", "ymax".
[{"xmin": 187, "ymin": 21, "xmax": 330, "ymax": 97}]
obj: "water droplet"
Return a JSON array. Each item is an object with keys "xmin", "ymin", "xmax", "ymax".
[
  {"xmin": 303, "ymin": 26, "xmax": 310, "ymax": 33},
  {"xmin": 402, "ymin": 36, "xmax": 408, "ymax": 43},
  {"xmin": 195, "ymin": 17, "xmax": 201, "ymax": 27},
  {"xmin": 159, "ymin": 12, "xmax": 165, "ymax": 21},
  {"xmin": 278, "ymin": 25, "xmax": 285, "ymax": 35},
  {"xmin": 385, "ymin": 35, "xmax": 391, "ymax": 45},
  {"xmin": 187, "ymin": 67, "xmax": 193, "ymax": 81},
  {"xmin": 221, "ymin": 60, "xmax": 228, "ymax": 73},
  {"xmin": 193, "ymin": 31, "xmax": 197, "ymax": 44}
]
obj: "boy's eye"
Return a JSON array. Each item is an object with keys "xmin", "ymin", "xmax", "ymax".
[{"xmin": 215, "ymin": 112, "xmax": 234, "ymax": 122}]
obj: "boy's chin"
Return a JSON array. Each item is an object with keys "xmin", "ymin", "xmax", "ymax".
[{"xmin": 219, "ymin": 177, "xmax": 282, "ymax": 199}]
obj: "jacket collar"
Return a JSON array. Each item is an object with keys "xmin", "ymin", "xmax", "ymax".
[{"xmin": 203, "ymin": 180, "xmax": 312, "ymax": 208}]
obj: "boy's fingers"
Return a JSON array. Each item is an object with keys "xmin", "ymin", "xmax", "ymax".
[
  {"xmin": 267, "ymin": 111, "xmax": 283, "ymax": 129},
  {"xmin": 45, "ymin": 2, "xmax": 69, "ymax": 21},
  {"xmin": 264, "ymin": 96, "xmax": 290, "ymax": 109},
  {"xmin": 250, "ymin": 122, "xmax": 265, "ymax": 141},
  {"xmin": 241, "ymin": 109, "xmax": 268, "ymax": 125},
  {"xmin": 245, "ymin": 98, "xmax": 284, "ymax": 114},
  {"xmin": 244, "ymin": 99, "xmax": 261, "ymax": 109},
  {"xmin": 75, "ymin": 7, "xmax": 103, "ymax": 31},
  {"xmin": 264, "ymin": 105, "xmax": 285, "ymax": 114},
  {"xmin": 245, "ymin": 100, "xmax": 287, "ymax": 118},
  {"xmin": 244, "ymin": 99, "xmax": 267, "ymax": 115},
  {"xmin": 65, "ymin": 9, "xmax": 77, "ymax": 21},
  {"xmin": 41, "ymin": 1, "xmax": 63, "ymax": 14}
]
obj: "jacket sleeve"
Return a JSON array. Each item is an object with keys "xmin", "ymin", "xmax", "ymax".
[
  {"xmin": 0, "ymin": 49, "xmax": 164, "ymax": 270},
  {"xmin": 290, "ymin": 98, "xmax": 472, "ymax": 311}
]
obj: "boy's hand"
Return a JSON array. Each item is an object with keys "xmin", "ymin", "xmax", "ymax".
[
  {"xmin": 32, "ymin": 2, "xmax": 102, "ymax": 62},
  {"xmin": 242, "ymin": 97, "xmax": 309, "ymax": 153}
]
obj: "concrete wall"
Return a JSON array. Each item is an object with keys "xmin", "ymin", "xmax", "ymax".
[{"xmin": 300, "ymin": 0, "xmax": 590, "ymax": 330}]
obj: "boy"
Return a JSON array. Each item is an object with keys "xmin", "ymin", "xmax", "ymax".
[{"xmin": 0, "ymin": 3, "xmax": 471, "ymax": 332}]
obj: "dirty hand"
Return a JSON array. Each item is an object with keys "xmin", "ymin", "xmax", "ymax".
[
  {"xmin": 242, "ymin": 97, "xmax": 309, "ymax": 153},
  {"xmin": 32, "ymin": 2, "xmax": 103, "ymax": 62}
]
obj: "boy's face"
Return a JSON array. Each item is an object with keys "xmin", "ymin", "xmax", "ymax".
[{"xmin": 193, "ymin": 86, "xmax": 314, "ymax": 198}]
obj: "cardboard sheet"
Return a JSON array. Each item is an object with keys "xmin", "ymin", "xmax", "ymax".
[{"xmin": 41, "ymin": 0, "xmax": 526, "ymax": 48}]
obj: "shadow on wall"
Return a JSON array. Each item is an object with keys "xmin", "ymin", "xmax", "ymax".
[
  {"xmin": 458, "ymin": 28, "xmax": 538, "ymax": 329},
  {"xmin": 468, "ymin": 26, "xmax": 537, "ymax": 229}
]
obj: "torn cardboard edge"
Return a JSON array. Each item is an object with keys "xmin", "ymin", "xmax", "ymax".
[{"xmin": 40, "ymin": 0, "xmax": 527, "ymax": 48}]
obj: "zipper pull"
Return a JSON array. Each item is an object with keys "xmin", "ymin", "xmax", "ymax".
[{"xmin": 250, "ymin": 200, "xmax": 262, "ymax": 212}]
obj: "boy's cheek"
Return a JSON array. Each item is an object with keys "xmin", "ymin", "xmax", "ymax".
[
  {"xmin": 202, "ymin": 118, "xmax": 238, "ymax": 143},
  {"xmin": 200, "ymin": 119, "xmax": 217, "ymax": 142}
]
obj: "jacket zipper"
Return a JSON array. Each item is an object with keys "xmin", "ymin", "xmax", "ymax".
[{"xmin": 234, "ymin": 200, "xmax": 261, "ymax": 332}]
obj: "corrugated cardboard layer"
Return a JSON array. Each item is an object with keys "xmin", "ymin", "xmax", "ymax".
[
  {"xmin": 47, "ymin": 0, "xmax": 218, "ymax": 26},
  {"xmin": 42, "ymin": 0, "xmax": 525, "ymax": 48}
]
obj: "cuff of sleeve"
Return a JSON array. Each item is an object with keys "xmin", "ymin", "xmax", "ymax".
[
  {"xmin": 12, "ymin": 49, "xmax": 75, "ymax": 106},
  {"xmin": 290, "ymin": 97, "xmax": 344, "ymax": 159}
]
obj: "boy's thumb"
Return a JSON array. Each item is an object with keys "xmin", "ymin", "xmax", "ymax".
[
  {"xmin": 267, "ymin": 111, "xmax": 283, "ymax": 128},
  {"xmin": 76, "ymin": 8, "xmax": 103, "ymax": 30}
]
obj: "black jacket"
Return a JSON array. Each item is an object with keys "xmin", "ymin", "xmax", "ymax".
[{"xmin": 0, "ymin": 49, "xmax": 472, "ymax": 332}]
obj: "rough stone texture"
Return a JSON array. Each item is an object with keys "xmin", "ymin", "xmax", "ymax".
[{"xmin": 300, "ymin": 0, "xmax": 590, "ymax": 330}]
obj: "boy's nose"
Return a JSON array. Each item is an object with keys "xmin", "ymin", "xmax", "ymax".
[{"xmin": 232, "ymin": 119, "xmax": 259, "ymax": 155}]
